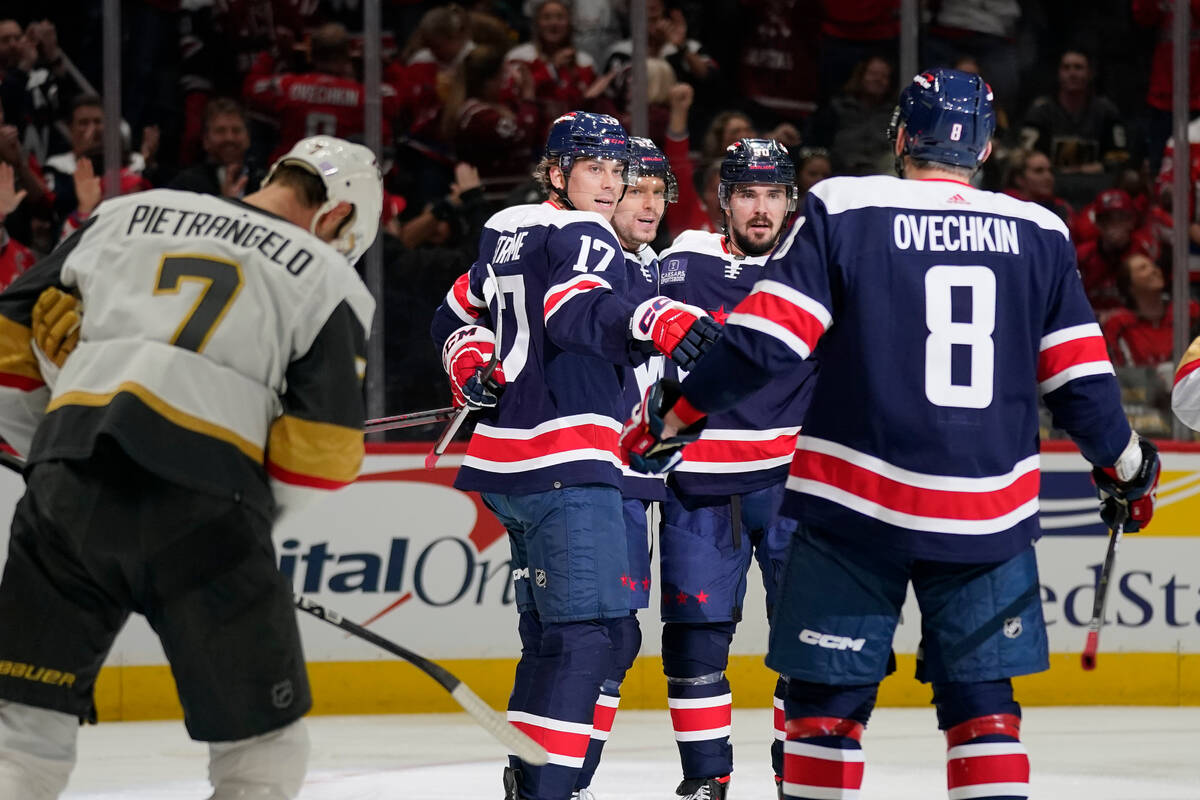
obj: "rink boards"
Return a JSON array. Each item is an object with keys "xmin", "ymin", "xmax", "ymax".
[{"xmin": 0, "ymin": 441, "xmax": 1197, "ymax": 721}]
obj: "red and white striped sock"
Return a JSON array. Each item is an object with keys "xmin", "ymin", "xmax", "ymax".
[
  {"xmin": 668, "ymin": 691, "xmax": 733, "ymax": 746},
  {"xmin": 774, "ymin": 694, "xmax": 786, "ymax": 747},
  {"xmin": 506, "ymin": 710, "xmax": 592, "ymax": 769},
  {"xmin": 945, "ymin": 714, "xmax": 1030, "ymax": 799},
  {"xmin": 781, "ymin": 717, "xmax": 865, "ymax": 800},
  {"xmin": 591, "ymin": 692, "xmax": 620, "ymax": 745}
]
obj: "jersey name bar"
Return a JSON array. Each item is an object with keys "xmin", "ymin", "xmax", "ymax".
[
  {"xmin": 127, "ymin": 203, "xmax": 316, "ymax": 275},
  {"xmin": 893, "ymin": 213, "xmax": 1020, "ymax": 255}
]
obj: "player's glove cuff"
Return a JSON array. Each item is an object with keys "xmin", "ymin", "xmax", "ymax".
[
  {"xmin": 629, "ymin": 296, "xmax": 722, "ymax": 371},
  {"xmin": 1092, "ymin": 437, "xmax": 1160, "ymax": 533},
  {"xmin": 442, "ymin": 324, "xmax": 506, "ymax": 410},
  {"xmin": 620, "ymin": 379, "xmax": 706, "ymax": 474}
]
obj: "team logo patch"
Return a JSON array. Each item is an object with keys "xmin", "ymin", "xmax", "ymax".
[
  {"xmin": 272, "ymin": 680, "xmax": 294, "ymax": 709},
  {"xmin": 534, "ymin": 569, "xmax": 548, "ymax": 588},
  {"xmin": 660, "ymin": 257, "xmax": 687, "ymax": 284},
  {"xmin": 1003, "ymin": 617, "xmax": 1023, "ymax": 639}
]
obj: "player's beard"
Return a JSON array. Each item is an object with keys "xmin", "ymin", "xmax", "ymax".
[{"xmin": 729, "ymin": 217, "xmax": 781, "ymax": 257}]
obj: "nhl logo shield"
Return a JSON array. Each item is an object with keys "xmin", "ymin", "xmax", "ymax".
[
  {"xmin": 1002, "ymin": 617, "xmax": 1023, "ymax": 639},
  {"xmin": 272, "ymin": 680, "xmax": 294, "ymax": 709},
  {"xmin": 535, "ymin": 568, "xmax": 548, "ymax": 588}
]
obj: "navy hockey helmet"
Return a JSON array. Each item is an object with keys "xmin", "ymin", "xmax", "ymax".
[
  {"xmin": 888, "ymin": 68, "xmax": 995, "ymax": 169},
  {"xmin": 543, "ymin": 111, "xmax": 638, "ymax": 186},
  {"xmin": 718, "ymin": 138, "xmax": 798, "ymax": 213},
  {"xmin": 628, "ymin": 136, "xmax": 678, "ymax": 203}
]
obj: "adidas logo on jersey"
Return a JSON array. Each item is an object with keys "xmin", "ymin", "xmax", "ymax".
[{"xmin": 947, "ymin": 193, "xmax": 970, "ymax": 205}]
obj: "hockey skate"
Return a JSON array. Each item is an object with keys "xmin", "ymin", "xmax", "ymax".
[
  {"xmin": 502, "ymin": 767, "xmax": 525, "ymax": 800},
  {"xmin": 674, "ymin": 776, "xmax": 729, "ymax": 800}
]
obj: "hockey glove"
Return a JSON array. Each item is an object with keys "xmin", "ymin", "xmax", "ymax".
[
  {"xmin": 1092, "ymin": 437, "xmax": 1160, "ymax": 532},
  {"xmin": 620, "ymin": 379, "xmax": 707, "ymax": 474},
  {"xmin": 630, "ymin": 296, "xmax": 722, "ymax": 371},
  {"xmin": 32, "ymin": 287, "xmax": 81, "ymax": 368},
  {"xmin": 442, "ymin": 324, "xmax": 506, "ymax": 410}
]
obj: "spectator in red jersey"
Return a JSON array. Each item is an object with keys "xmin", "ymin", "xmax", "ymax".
[
  {"xmin": 1104, "ymin": 251, "xmax": 1200, "ymax": 367},
  {"xmin": 818, "ymin": 0, "xmax": 900, "ymax": 105},
  {"xmin": 400, "ymin": 4, "xmax": 476, "ymax": 148},
  {"xmin": 504, "ymin": 0, "xmax": 597, "ymax": 133},
  {"xmin": 1133, "ymin": 0, "xmax": 1200, "ymax": 171},
  {"xmin": 244, "ymin": 22, "xmax": 401, "ymax": 161},
  {"xmin": 0, "ymin": 162, "xmax": 34, "ymax": 290},
  {"xmin": 809, "ymin": 54, "xmax": 896, "ymax": 176},
  {"xmin": 1003, "ymin": 148, "xmax": 1073, "ymax": 226},
  {"xmin": 661, "ymin": 81, "xmax": 714, "ymax": 239},
  {"xmin": 1154, "ymin": 116, "xmax": 1200, "ymax": 249},
  {"xmin": 169, "ymin": 97, "xmax": 262, "ymax": 199},
  {"xmin": 443, "ymin": 46, "xmax": 540, "ymax": 197},
  {"xmin": 735, "ymin": 0, "xmax": 822, "ymax": 123},
  {"xmin": 1077, "ymin": 189, "xmax": 1161, "ymax": 316}
]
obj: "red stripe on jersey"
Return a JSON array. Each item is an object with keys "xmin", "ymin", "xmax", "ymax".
[
  {"xmin": 467, "ymin": 423, "xmax": 620, "ymax": 463},
  {"xmin": 790, "ymin": 450, "xmax": 1039, "ymax": 521},
  {"xmin": 736, "ymin": 291, "xmax": 826, "ymax": 353},
  {"xmin": 266, "ymin": 460, "xmax": 352, "ymax": 490},
  {"xmin": 507, "ymin": 720, "xmax": 591, "ymax": 759},
  {"xmin": 947, "ymin": 752, "xmax": 1030, "ymax": 789},
  {"xmin": 451, "ymin": 273, "xmax": 480, "ymax": 318},
  {"xmin": 683, "ymin": 432, "xmax": 799, "ymax": 464},
  {"xmin": 592, "ymin": 701, "xmax": 618, "ymax": 734},
  {"xmin": 669, "ymin": 703, "xmax": 732, "ymax": 733},
  {"xmin": 1037, "ymin": 334, "xmax": 1108, "ymax": 383},
  {"xmin": 783, "ymin": 750, "xmax": 865, "ymax": 789},
  {"xmin": 0, "ymin": 372, "xmax": 45, "ymax": 391},
  {"xmin": 785, "ymin": 717, "xmax": 865, "ymax": 742},
  {"xmin": 774, "ymin": 701, "xmax": 785, "ymax": 738},
  {"xmin": 544, "ymin": 278, "xmax": 606, "ymax": 320},
  {"xmin": 1175, "ymin": 356, "xmax": 1200, "ymax": 386},
  {"xmin": 945, "ymin": 714, "xmax": 1021, "ymax": 746}
]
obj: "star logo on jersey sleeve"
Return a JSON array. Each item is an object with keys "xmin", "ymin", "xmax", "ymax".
[{"xmin": 710, "ymin": 305, "xmax": 729, "ymax": 325}]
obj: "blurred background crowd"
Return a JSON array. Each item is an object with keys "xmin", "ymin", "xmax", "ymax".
[{"xmin": 0, "ymin": 0, "xmax": 1195, "ymax": 437}]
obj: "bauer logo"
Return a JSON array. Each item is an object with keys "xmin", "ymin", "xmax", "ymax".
[{"xmin": 660, "ymin": 257, "xmax": 687, "ymax": 284}]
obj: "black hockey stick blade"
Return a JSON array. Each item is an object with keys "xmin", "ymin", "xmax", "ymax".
[
  {"xmin": 293, "ymin": 594, "xmax": 547, "ymax": 765},
  {"xmin": 0, "ymin": 450, "xmax": 24, "ymax": 475},
  {"xmin": 1081, "ymin": 506, "xmax": 1127, "ymax": 671},
  {"xmin": 365, "ymin": 406, "xmax": 455, "ymax": 434}
]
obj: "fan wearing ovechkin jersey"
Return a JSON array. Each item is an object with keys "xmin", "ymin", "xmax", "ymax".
[
  {"xmin": 430, "ymin": 111, "xmax": 719, "ymax": 800},
  {"xmin": 624, "ymin": 69, "xmax": 1161, "ymax": 800},
  {"xmin": 651, "ymin": 138, "xmax": 817, "ymax": 800}
]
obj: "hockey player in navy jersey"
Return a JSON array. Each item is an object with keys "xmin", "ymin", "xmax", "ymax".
[
  {"xmin": 570, "ymin": 136, "xmax": 677, "ymax": 800},
  {"xmin": 623, "ymin": 69, "xmax": 1161, "ymax": 800},
  {"xmin": 654, "ymin": 138, "xmax": 816, "ymax": 800},
  {"xmin": 430, "ymin": 112, "xmax": 719, "ymax": 800}
]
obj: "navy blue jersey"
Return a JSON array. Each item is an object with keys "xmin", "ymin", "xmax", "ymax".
[
  {"xmin": 659, "ymin": 230, "xmax": 816, "ymax": 497},
  {"xmin": 620, "ymin": 244, "xmax": 667, "ymax": 501},
  {"xmin": 681, "ymin": 176, "xmax": 1131, "ymax": 562},
  {"xmin": 432, "ymin": 201, "xmax": 643, "ymax": 494}
]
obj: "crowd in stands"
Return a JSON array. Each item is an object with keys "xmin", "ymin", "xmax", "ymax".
[{"xmin": 0, "ymin": 0, "xmax": 1196, "ymax": 435}]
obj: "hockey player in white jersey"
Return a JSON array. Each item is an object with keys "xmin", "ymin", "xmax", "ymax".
[
  {"xmin": 624, "ymin": 70, "xmax": 1161, "ymax": 800},
  {"xmin": 1172, "ymin": 336, "xmax": 1200, "ymax": 429},
  {"xmin": 0, "ymin": 135, "xmax": 380, "ymax": 800}
]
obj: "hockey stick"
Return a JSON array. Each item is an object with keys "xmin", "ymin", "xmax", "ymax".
[
  {"xmin": 294, "ymin": 594, "xmax": 547, "ymax": 765},
  {"xmin": 1080, "ymin": 505, "xmax": 1128, "ymax": 671},
  {"xmin": 425, "ymin": 263, "xmax": 504, "ymax": 470},
  {"xmin": 365, "ymin": 406, "xmax": 455, "ymax": 434}
]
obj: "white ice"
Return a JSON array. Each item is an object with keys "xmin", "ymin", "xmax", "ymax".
[{"xmin": 62, "ymin": 707, "xmax": 1200, "ymax": 799}]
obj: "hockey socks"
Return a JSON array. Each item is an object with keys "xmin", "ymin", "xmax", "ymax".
[
  {"xmin": 781, "ymin": 717, "xmax": 865, "ymax": 800},
  {"xmin": 667, "ymin": 677, "xmax": 733, "ymax": 779},
  {"xmin": 944, "ymin": 714, "xmax": 1029, "ymax": 800}
]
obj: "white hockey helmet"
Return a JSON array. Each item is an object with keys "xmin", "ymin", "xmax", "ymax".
[{"xmin": 266, "ymin": 136, "xmax": 383, "ymax": 265}]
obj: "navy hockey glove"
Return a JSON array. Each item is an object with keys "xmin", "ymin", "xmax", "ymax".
[
  {"xmin": 630, "ymin": 296, "xmax": 723, "ymax": 371},
  {"xmin": 1092, "ymin": 437, "xmax": 1160, "ymax": 532},
  {"xmin": 442, "ymin": 324, "xmax": 507, "ymax": 410},
  {"xmin": 620, "ymin": 379, "xmax": 707, "ymax": 474}
]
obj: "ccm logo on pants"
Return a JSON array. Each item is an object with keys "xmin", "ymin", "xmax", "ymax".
[{"xmin": 798, "ymin": 629, "xmax": 866, "ymax": 652}]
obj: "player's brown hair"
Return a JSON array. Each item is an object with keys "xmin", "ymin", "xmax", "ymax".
[{"xmin": 269, "ymin": 163, "xmax": 328, "ymax": 208}]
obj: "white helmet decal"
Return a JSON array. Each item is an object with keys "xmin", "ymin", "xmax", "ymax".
[{"xmin": 266, "ymin": 136, "xmax": 383, "ymax": 266}]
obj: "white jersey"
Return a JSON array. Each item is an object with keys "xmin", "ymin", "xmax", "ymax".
[
  {"xmin": 1172, "ymin": 336, "xmax": 1200, "ymax": 431},
  {"xmin": 0, "ymin": 189, "xmax": 374, "ymax": 521}
]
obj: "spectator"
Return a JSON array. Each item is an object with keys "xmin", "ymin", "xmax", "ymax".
[
  {"xmin": 735, "ymin": 0, "xmax": 821, "ymax": 123},
  {"xmin": 1019, "ymin": 49, "xmax": 1129, "ymax": 181},
  {"xmin": 567, "ymin": 0, "xmax": 622, "ymax": 66},
  {"xmin": 43, "ymin": 94, "xmax": 103, "ymax": 222},
  {"xmin": 1076, "ymin": 188, "xmax": 1160, "ymax": 316},
  {"xmin": 58, "ymin": 149, "xmax": 151, "ymax": 241},
  {"xmin": 701, "ymin": 109, "xmax": 755, "ymax": 165},
  {"xmin": 795, "ymin": 146, "xmax": 832, "ymax": 205},
  {"xmin": 0, "ymin": 19, "xmax": 85, "ymax": 164},
  {"xmin": 809, "ymin": 54, "xmax": 896, "ymax": 176},
  {"xmin": 169, "ymin": 97, "xmax": 262, "ymax": 199},
  {"xmin": 1154, "ymin": 116, "xmax": 1200, "ymax": 254},
  {"xmin": 1132, "ymin": 0, "xmax": 1200, "ymax": 171},
  {"xmin": 818, "ymin": 0, "xmax": 900, "ymax": 104},
  {"xmin": 1104, "ymin": 252, "xmax": 1200, "ymax": 367},
  {"xmin": 661, "ymin": 82, "xmax": 714, "ymax": 239},
  {"xmin": 505, "ymin": 0, "xmax": 596, "ymax": 131},
  {"xmin": 244, "ymin": 23, "xmax": 401, "ymax": 161},
  {"xmin": 922, "ymin": 0, "xmax": 1021, "ymax": 108},
  {"xmin": 400, "ymin": 4, "xmax": 476, "ymax": 147},
  {"xmin": 0, "ymin": 162, "xmax": 33, "ymax": 290},
  {"xmin": 1002, "ymin": 148, "xmax": 1073, "ymax": 225},
  {"xmin": 444, "ymin": 47, "xmax": 539, "ymax": 197}
]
